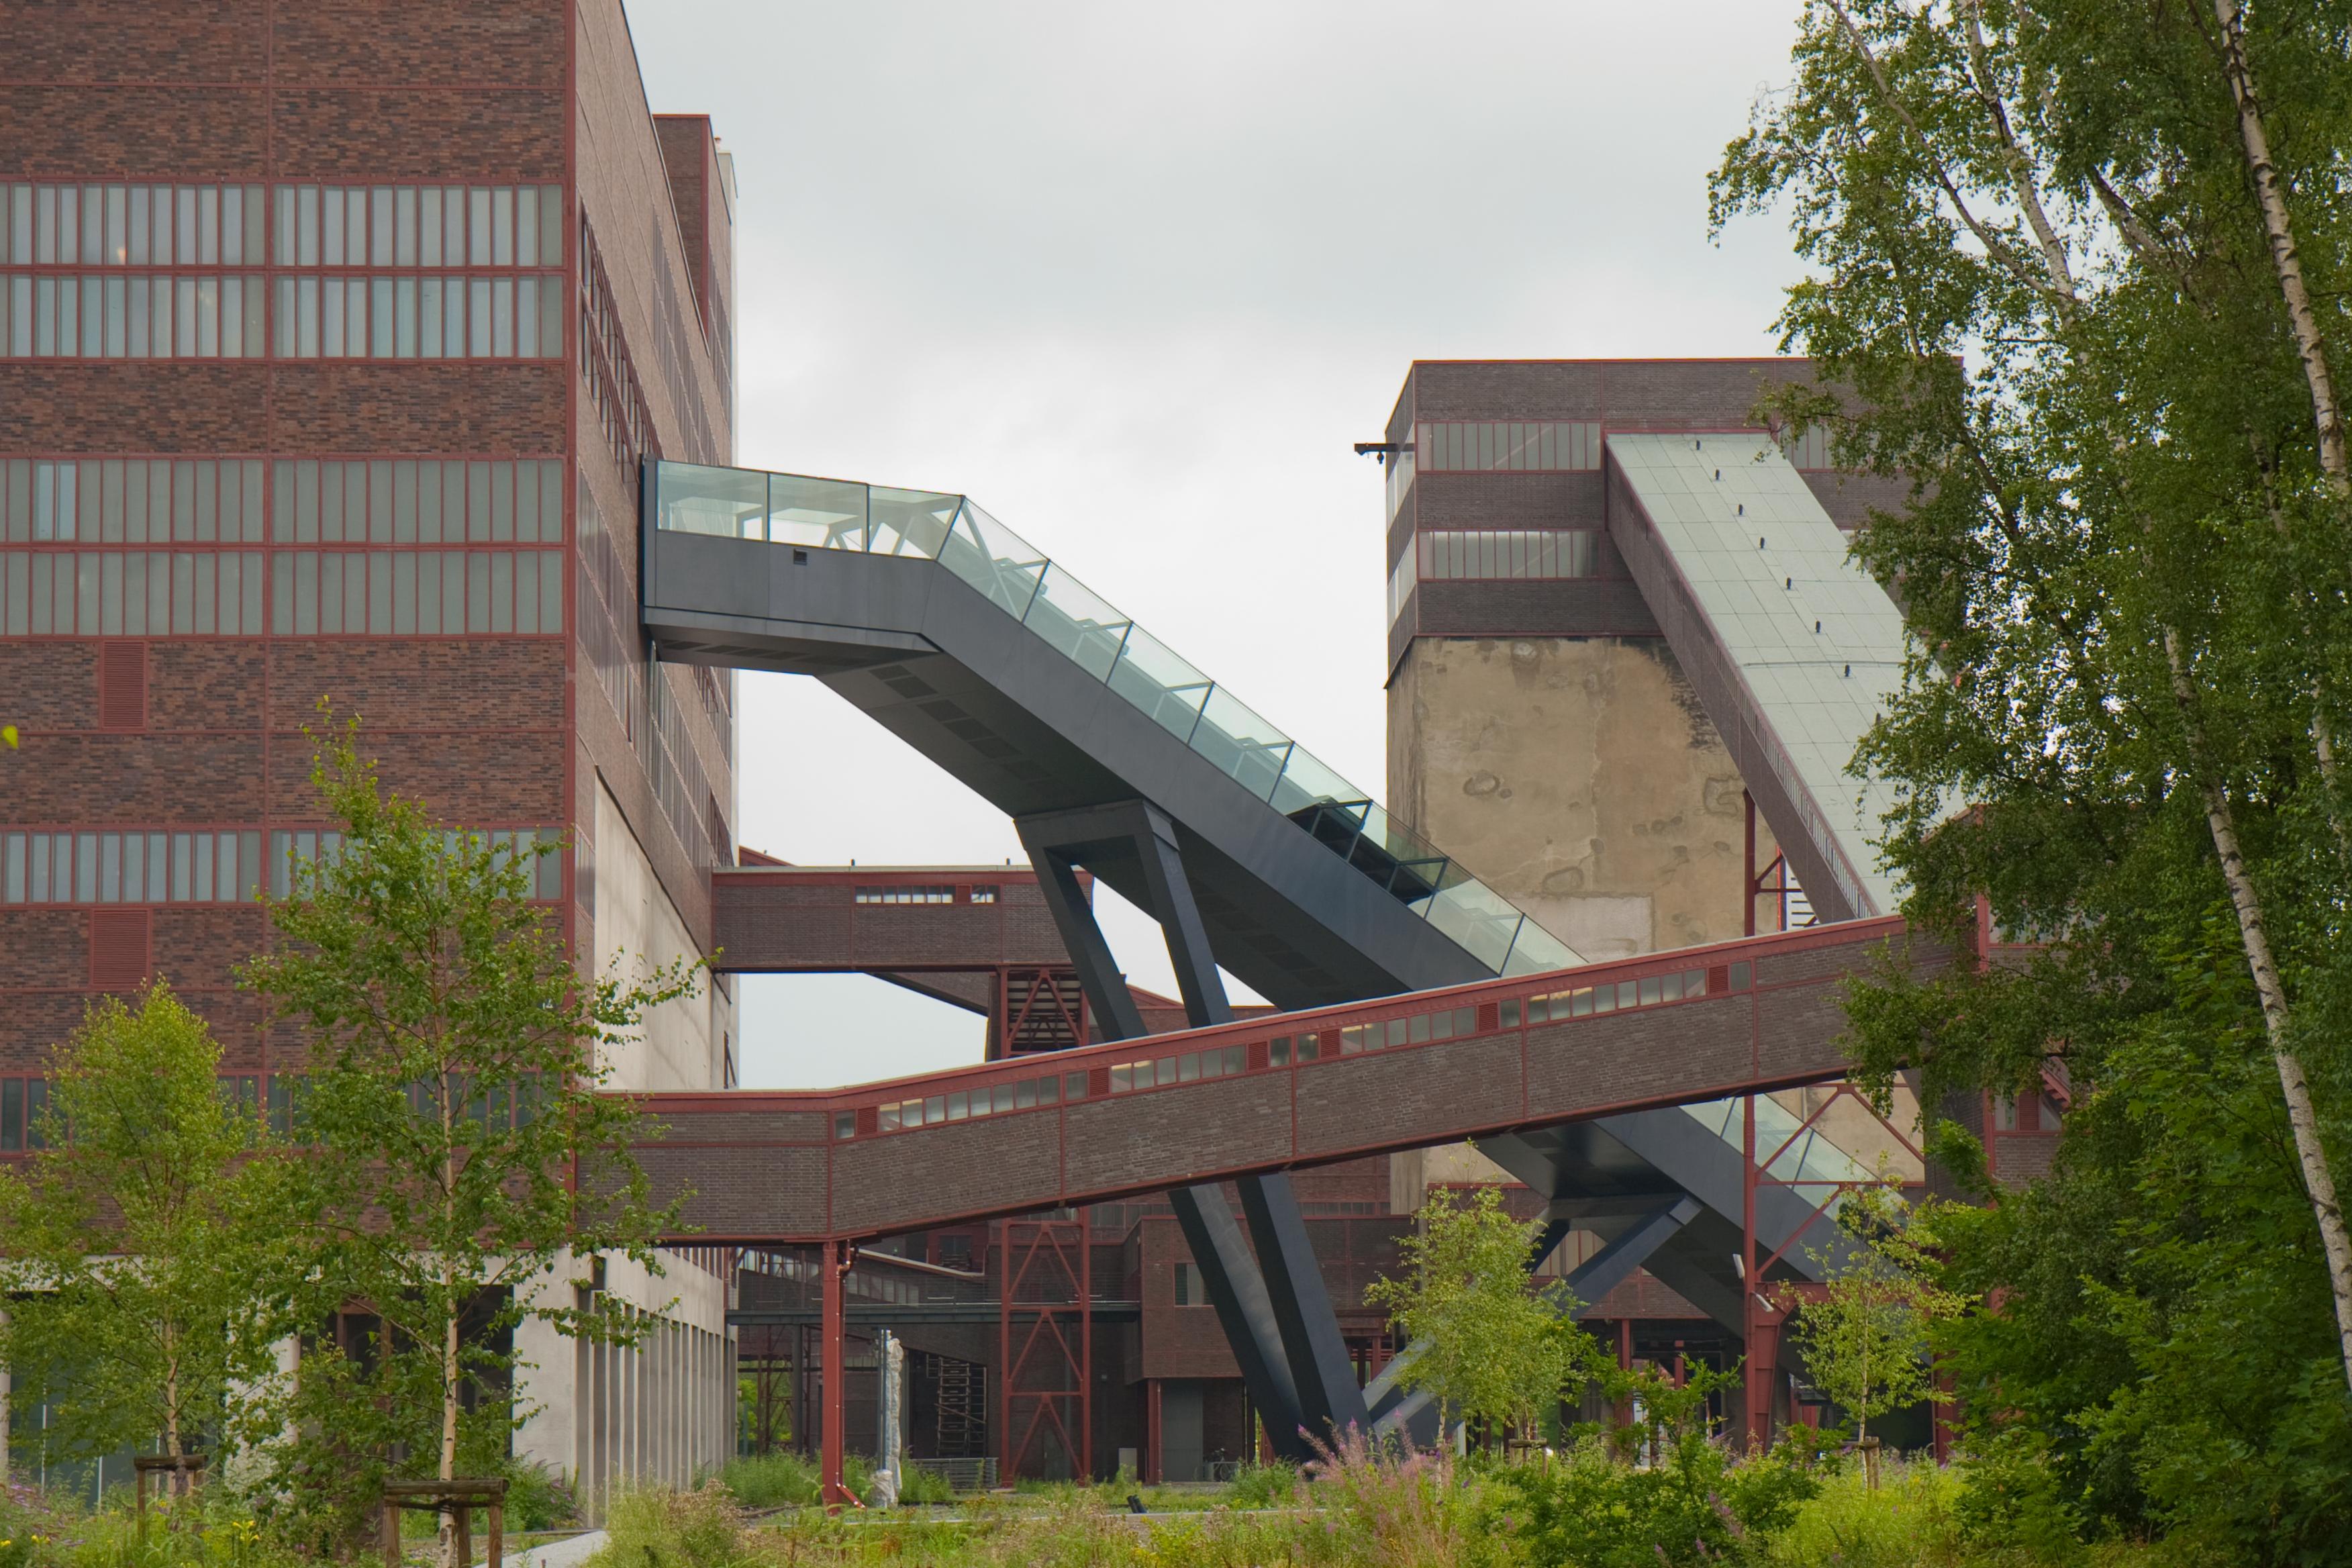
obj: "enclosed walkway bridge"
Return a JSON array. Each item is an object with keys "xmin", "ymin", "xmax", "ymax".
[{"xmin": 632, "ymin": 433, "xmax": 1925, "ymax": 1485}]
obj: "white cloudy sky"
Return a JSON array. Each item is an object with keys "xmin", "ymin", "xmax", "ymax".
[{"xmin": 622, "ymin": 1, "xmax": 1814, "ymax": 1088}]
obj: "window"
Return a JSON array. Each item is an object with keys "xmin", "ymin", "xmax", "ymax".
[
  {"xmin": 579, "ymin": 213, "xmax": 658, "ymax": 475},
  {"xmin": 1418, "ymin": 421, "xmax": 1602, "ymax": 473},
  {"xmin": 1338, "ymin": 1006, "xmax": 1478, "ymax": 1056},
  {"xmin": 266, "ymin": 827, "xmax": 562, "ymax": 900},
  {"xmin": 3, "ymin": 458, "xmax": 266, "ymax": 543},
  {"xmin": 270, "ymin": 273, "xmax": 562, "ymax": 360},
  {"xmin": 0, "ymin": 1078, "xmax": 52, "ymax": 1152},
  {"xmin": 0, "ymin": 274, "xmax": 267, "ymax": 358},
  {"xmin": 1522, "ymin": 967, "xmax": 1712, "ymax": 1025},
  {"xmin": 1, "ymin": 830, "xmax": 261, "ymax": 904},
  {"xmin": 1268, "ymin": 1034, "xmax": 1324, "ymax": 1067},
  {"xmin": 1173, "ymin": 1262, "xmax": 1199, "ymax": 1306},
  {"xmin": 1415, "ymin": 530, "xmax": 1600, "ymax": 583},
  {"xmin": 1781, "ymin": 424, "xmax": 1832, "ymax": 469},
  {"xmin": 873, "ymin": 1067, "xmax": 1085, "ymax": 1132},
  {"xmin": 0, "ymin": 183, "xmax": 266, "ymax": 266},
  {"xmin": 854, "ymin": 885, "xmax": 956, "ymax": 905},
  {"xmin": 969, "ymin": 885, "xmax": 999, "ymax": 904},
  {"xmin": 0, "ymin": 550, "xmax": 264, "ymax": 635},
  {"xmin": 269, "ymin": 459, "xmax": 565, "ymax": 544},
  {"xmin": 267, "ymin": 549, "xmax": 562, "ymax": 636},
  {"xmin": 272, "ymin": 185, "xmax": 562, "ymax": 270},
  {"xmin": 1108, "ymin": 1044, "xmax": 1247, "ymax": 1092}
]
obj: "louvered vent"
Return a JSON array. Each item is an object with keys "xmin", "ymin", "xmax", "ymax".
[
  {"xmin": 97, "ymin": 641, "xmax": 146, "ymax": 731},
  {"xmin": 89, "ymin": 908, "xmax": 152, "ymax": 992}
]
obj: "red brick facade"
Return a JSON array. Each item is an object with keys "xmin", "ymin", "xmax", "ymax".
[{"xmin": 0, "ymin": 1, "xmax": 735, "ymax": 1083}]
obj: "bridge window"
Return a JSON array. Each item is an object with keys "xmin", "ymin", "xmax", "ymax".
[
  {"xmin": 1523, "ymin": 967, "xmax": 1714, "ymax": 1025},
  {"xmin": 1337, "ymin": 1005, "xmax": 1477, "ymax": 1057},
  {"xmin": 969, "ymin": 885, "xmax": 999, "ymax": 904},
  {"xmin": 1108, "ymin": 1044, "xmax": 1245, "ymax": 1093},
  {"xmin": 1267, "ymin": 1034, "xmax": 1323, "ymax": 1067},
  {"xmin": 871, "ymin": 1067, "xmax": 1083, "ymax": 1133},
  {"xmin": 855, "ymin": 885, "xmax": 956, "ymax": 905}
]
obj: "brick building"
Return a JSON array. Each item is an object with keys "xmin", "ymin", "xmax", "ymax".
[{"xmin": 0, "ymin": 0, "xmax": 739, "ymax": 1499}]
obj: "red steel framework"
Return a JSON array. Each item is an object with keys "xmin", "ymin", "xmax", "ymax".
[{"xmin": 997, "ymin": 1218, "xmax": 1092, "ymax": 1482}]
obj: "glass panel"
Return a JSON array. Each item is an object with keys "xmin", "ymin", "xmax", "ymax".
[
  {"xmin": 1267, "ymin": 746, "xmax": 1365, "ymax": 822},
  {"xmin": 766, "ymin": 473, "xmax": 869, "ymax": 550},
  {"xmin": 1502, "ymin": 920, "xmax": 1577, "ymax": 977},
  {"xmin": 1106, "ymin": 625, "xmax": 1212, "ymax": 741},
  {"xmin": 867, "ymin": 487, "xmax": 959, "ymax": 558},
  {"xmin": 1022, "ymin": 562, "xmax": 1130, "ymax": 681},
  {"xmin": 1189, "ymin": 685, "xmax": 1293, "ymax": 801},
  {"xmin": 655, "ymin": 461, "xmax": 766, "ymax": 539},
  {"xmin": 1422, "ymin": 866, "xmax": 1524, "ymax": 971},
  {"xmin": 934, "ymin": 499, "xmax": 1043, "ymax": 618}
]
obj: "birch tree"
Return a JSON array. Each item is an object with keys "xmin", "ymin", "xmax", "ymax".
[
  {"xmin": 242, "ymin": 723, "xmax": 697, "ymax": 1563},
  {"xmin": 1712, "ymin": 0, "xmax": 2352, "ymax": 1551}
]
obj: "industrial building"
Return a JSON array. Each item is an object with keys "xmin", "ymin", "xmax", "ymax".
[
  {"xmin": 0, "ymin": 0, "xmax": 740, "ymax": 1498},
  {"xmin": 0, "ymin": 1, "xmax": 2061, "ymax": 1503}
]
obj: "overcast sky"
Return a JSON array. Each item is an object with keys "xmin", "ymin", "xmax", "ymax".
[{"xmin": 622, "ymin": 1, "xmax": 1814, "ymax": 1089}]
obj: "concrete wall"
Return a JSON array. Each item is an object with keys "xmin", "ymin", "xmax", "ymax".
[
  {"xmin": 594, "ymin": 775, "xmax": 733, "ymax": 1093},
  {"xmin": 1387, "ymin": 636, "xmax": 1776, "ymax": 960}
]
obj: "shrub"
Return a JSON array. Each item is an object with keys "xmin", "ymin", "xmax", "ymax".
[
  {"xmin": 502, "ymin": 1461, "xmax": 581, "ymax": 1532},
  {"xmin": 586, "ymin": 1483, "xmax": 747, "ymax": 1568},
  {"xmin": 716, "ymin": 1453, "xmax": 818, "ymax": 1510},
  {"xmin": 1513, "ymin": 1432, "xmax": 1821, "ymax": 1567},
  {"xmin": 1758, "ymin": 1456, "xmax": 1964, "ymax": 1568},
  {"xmin": 1224, "ymin": 1461, "xmax": 1300, "ymax": 1510}
]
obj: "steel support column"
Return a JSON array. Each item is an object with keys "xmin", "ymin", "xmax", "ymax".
[
  {"xmin": 820, "ymin": 1240, "xmax": 856, "ymax": 1507},
  {"xmin": 1019, "ymin": 802, "xmax": 1358, "ymax": 1456}
]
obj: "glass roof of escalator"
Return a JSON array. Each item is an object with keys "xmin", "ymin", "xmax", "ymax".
[{"xmin": 650, "ymin": 459, "xmax": 1584, "ymax": 979}]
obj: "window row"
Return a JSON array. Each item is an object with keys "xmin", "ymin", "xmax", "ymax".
[
  {"xmin": 1334, "ymin": 1005, "xmax": 1479, "ymax": 1057},
  {"xmin": 1418, "ymin": 420, "xmax": 1603, "ymax": 473},
  {"xmin": 3, "ymin": 830, "xmax": 265, "ymax": 905},
  {"xmin": 1518, "ymin": 962, "xmax": 1743, "ymax": 1024},
  {"xmin": 273, "ymin": 275, "xmax": 563, "ymax": 360},
  {"xmin": 265, "ymin": 828, "xmax": 562, "ymax": 899},
  {"xmin": 2, "ymin": 458, "xmax": 266, "ymax": 544},
  {"xmin": 274, "ymin": 185, "xmax": 565, "ymax": 270},
  {"xmin": 1420, "ymin": 530, "xmax": 1601, "ymax": 583},
  {"xmin": 854, "ymin": 886, "xmax": 954, "ymax": 905},
  {"xmin": 1108, "ymin": 1043, "xmax": 1247, "ymax": 1093},
  {"xmin": 1, "ymin": 274, "xmax": 266, "ymax": 358},
  {"xmin": 0, "ymin": 183, "xmax": 266, "ymax": 268},
  {"xmin": 1, "ymin": 550, "xmax": 264, "ymax": 636},
  {"xmin": 272, "ymin": 550, "xmax": 565, "ymax": 637},
  {"xmin": 867, "ymin": 1068, "xmax": 1089, "ymax": 1136},
  {"xmin": 273, "ymin": 460, "xmax": 565, "ymax": 544}
]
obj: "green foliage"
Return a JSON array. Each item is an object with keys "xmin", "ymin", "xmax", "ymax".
[
  {"xmin": 236, "ymin": 717, "xmax": 701, "ymax": 1550},
  {"xmin": 1757, "ymin": 1455, "xmax": 1964, "ymax": 1568},
  {"xmin": 1365, "ymin": 1179, "xmax": 1606, "ymax": 1443},
  {"xmin": 0, "ymin": 985, "xmax": 296, "ymax": 1469},
  {"xmin": 1710, "ymin": 3, "xmax": 2352, "ymax": 1561},
  {"xmin": 894, "ymin": 1465, "xmax": 956, "ymax": 1508},
  {"xmin": 1792, "ymin": 1178, "xmax": 1965, "ymax": 1444},
  {"xmin": 718, "ymin": 1453, "xmax": 821, "ymax": 1510},
  {"xmin": 501, "ymin": 1460, "xmax": 581, "ymax": 1532},
  {"xmin": 1512, "ymin": 1432, "xmax": 1822, "ymax": 1568},
  {"xmin": 1221, "ymin": 1461, "xmax": 1300, "ymax": 1510},
  {"xmin": 587, "ymin": 1483, "xmax": 751, "ymax": 1568}
]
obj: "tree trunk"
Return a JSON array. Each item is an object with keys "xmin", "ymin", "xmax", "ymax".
[
  {"xmin": 2212, "ymin": 0, "xmax": 2349, "ymax": 493},
  {"xmin": 2165, "ymin": 628, "xmax": 2352, "ymax": 1392}
]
